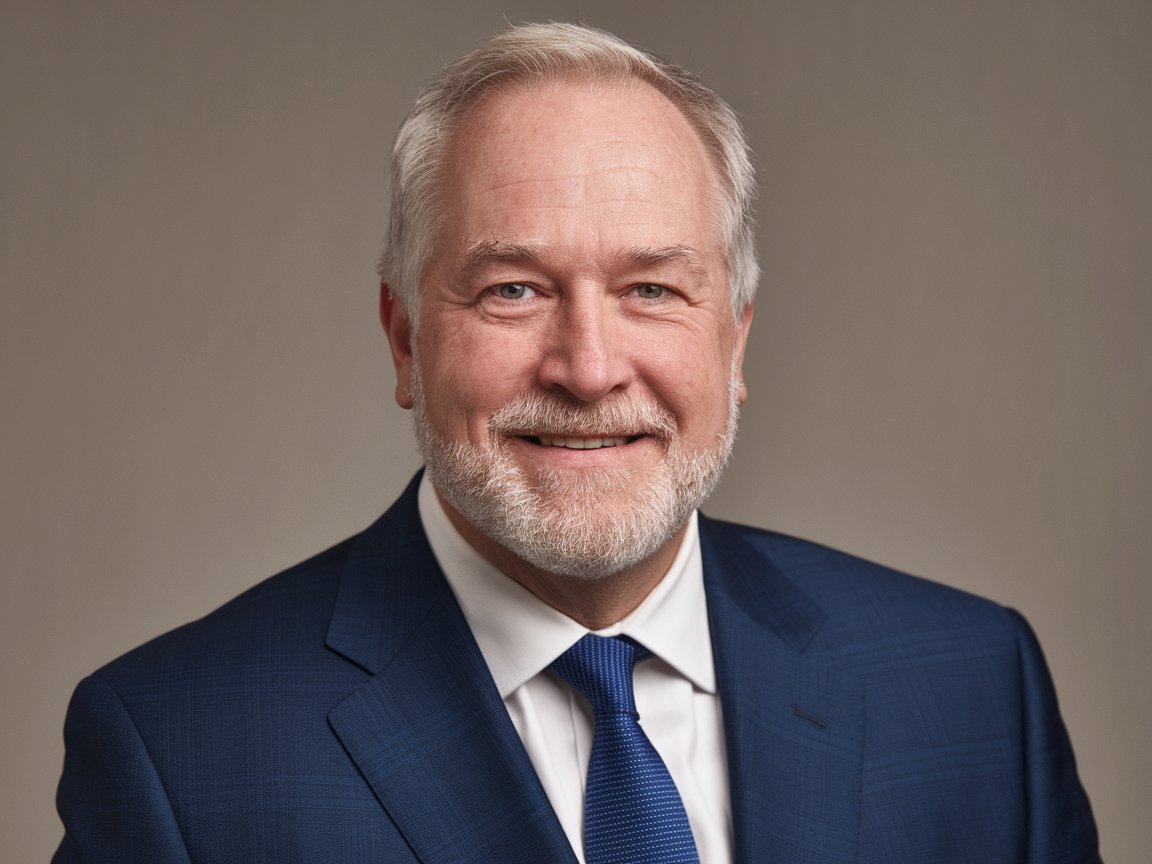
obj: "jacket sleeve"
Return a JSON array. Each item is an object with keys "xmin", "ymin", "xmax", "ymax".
[
  {"xmin": 1008, "ymin": 608, "xmax": 1102, "ymax": 864},
  {"xmin": 53, "ymin": 673, "xmax": 192, "ymax": 864}
]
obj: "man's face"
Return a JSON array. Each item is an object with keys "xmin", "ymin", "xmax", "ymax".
[{"xmin": 385, "ymin": 79, "xmax": 752, "ymax": 579}]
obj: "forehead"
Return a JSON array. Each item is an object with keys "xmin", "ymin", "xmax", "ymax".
[{"xmin": 436, "ymin": 79, "xmax": 723, "ymax": 258}]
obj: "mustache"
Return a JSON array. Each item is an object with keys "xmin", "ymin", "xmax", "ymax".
[{"xmin": 488, "ymin": 393, "xmax": 677, "ymax": 440}]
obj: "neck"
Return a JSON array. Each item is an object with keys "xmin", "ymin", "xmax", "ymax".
[{"xmin": 435, "ymin": 489, "xmax": 685, "ymax": 630}]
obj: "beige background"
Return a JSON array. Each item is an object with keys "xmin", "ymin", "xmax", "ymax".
[{"xmin": 2, "ymin": 0, "xmax": 1148, "ymax": 860}]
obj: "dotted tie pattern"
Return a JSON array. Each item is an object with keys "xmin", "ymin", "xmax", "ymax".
[{"xmin": 550, "ymin": 634, "xmax": 701, "ymax": 864}]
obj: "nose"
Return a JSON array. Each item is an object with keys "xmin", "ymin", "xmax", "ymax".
[{"xmin": 536, "ymin": 291, "xmax": 633, "ymax": 403}]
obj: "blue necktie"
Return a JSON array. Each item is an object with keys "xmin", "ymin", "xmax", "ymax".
[{"xmin": 550, "ymin": 634, "xmax": 701, "ymax": 864}]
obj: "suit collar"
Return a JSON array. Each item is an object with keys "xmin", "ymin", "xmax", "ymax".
[
  {"xmin": 325, "ymin": 472, "xmax": 444, "ymax": 674},
  {"xmin": 699, "ymin": 514, "xmax": 826, "ymax": 653},
  {"xmin": 700, "ymin": 515, "xmax": 865, "ymax": 864},
  {"xmin": 325, "ymin": 474, "xmax": 577, "ymax": 864}
]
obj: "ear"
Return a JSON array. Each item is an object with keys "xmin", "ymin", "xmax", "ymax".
[
  {"xmin": 379, "ymin": 281, "xmax": 415, "ymax": 409},
  {"xmin": 733, "ymin": 303, "xmax": 754, "ymax": 405}
]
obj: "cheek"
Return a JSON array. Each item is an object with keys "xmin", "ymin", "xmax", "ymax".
[
  {"xmin": 419, "ymin": 326, "xmax": 540, "ymax": 434},
  {"xmin": 642, "ymin": 331, "xmax": 736, "ymax": 434}
]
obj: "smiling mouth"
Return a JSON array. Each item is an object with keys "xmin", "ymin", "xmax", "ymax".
[{"xmin": 520, "ymin": 434, "xmax": 639, "ymax": 450}]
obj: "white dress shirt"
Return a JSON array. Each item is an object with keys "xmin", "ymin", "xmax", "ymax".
[{"xmin": 418, "ymin": 476, "xmax": 733, "ymax": 864}]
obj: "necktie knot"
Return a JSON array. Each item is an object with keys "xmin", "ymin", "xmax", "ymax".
[{"xmin": 551, "ymin": 633, "xmax": 640, "ymax": 716}]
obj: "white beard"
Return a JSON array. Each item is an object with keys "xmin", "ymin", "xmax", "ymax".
[{"xmin": 411, "ymin": 358, "xmax": 740, "ymax": 580}]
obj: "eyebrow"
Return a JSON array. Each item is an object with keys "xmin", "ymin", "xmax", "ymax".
[
  {"xmin": 459, "ymin": 240, "xmax": 710, "ymax": 280},
  {"xmin": 620, "ymin": 245, "xmax": 709, "ymax": 279},
  {"xmin": 460, "ymin": 240, "xmax": 548, "ymax": 270}
]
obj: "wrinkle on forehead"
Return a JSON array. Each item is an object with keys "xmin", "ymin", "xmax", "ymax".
[{"xmin": 451, "ymin": 79, "xmax": 719, "ymax": 202}]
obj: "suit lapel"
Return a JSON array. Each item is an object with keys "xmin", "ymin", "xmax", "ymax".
[
  {"xmin": 325, "ymin": 477, "xmax": 577, "ymax": 864},
  {"xmin": 701, "ymin": 517, "xmax": 865, "ymax": 864}
]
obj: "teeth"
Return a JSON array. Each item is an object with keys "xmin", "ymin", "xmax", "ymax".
[{"xmin": 536, "ymin": 435, "xmax": 631, "ymax": 449}]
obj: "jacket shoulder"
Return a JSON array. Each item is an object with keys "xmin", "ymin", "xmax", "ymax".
[
  {"xmin": 92, "ymin": 535, "xmax": 357, "ymax": 686},
  {"xmin": 699, "ymin": 514, "xmax": 1019, "ymax": 638}
]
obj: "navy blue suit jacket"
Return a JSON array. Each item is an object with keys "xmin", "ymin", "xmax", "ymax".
[{"xmin": 54, "ymin": 475, "xmax": 1100, "ymax": 862}]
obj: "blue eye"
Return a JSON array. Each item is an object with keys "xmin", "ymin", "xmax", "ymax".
[
  {"xmin": 496, "ymin": 283, "xmax": 533, "ymax": 300},
  {"xmin": 634, "ymin": 284, "xmax": 667, "ymax": 300}
]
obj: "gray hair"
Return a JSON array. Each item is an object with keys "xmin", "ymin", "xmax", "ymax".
[{"xmin": 379, "ymin": 22, "xmax": 758, "ymax": 326}]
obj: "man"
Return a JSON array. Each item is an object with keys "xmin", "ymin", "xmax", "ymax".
[{"xmin": 54, "ymin": 22, "xmax": 1100, "ymax": 863}]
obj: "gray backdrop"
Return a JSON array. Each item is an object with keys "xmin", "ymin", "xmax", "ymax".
[{"xmin": 3, "ymin": 1, "xmax": 1148, "ymax": 860}]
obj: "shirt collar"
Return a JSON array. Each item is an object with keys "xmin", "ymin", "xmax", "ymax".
[{"xmin": 417, "ymin": 474, "xmax": 716, "ymax": 698}]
